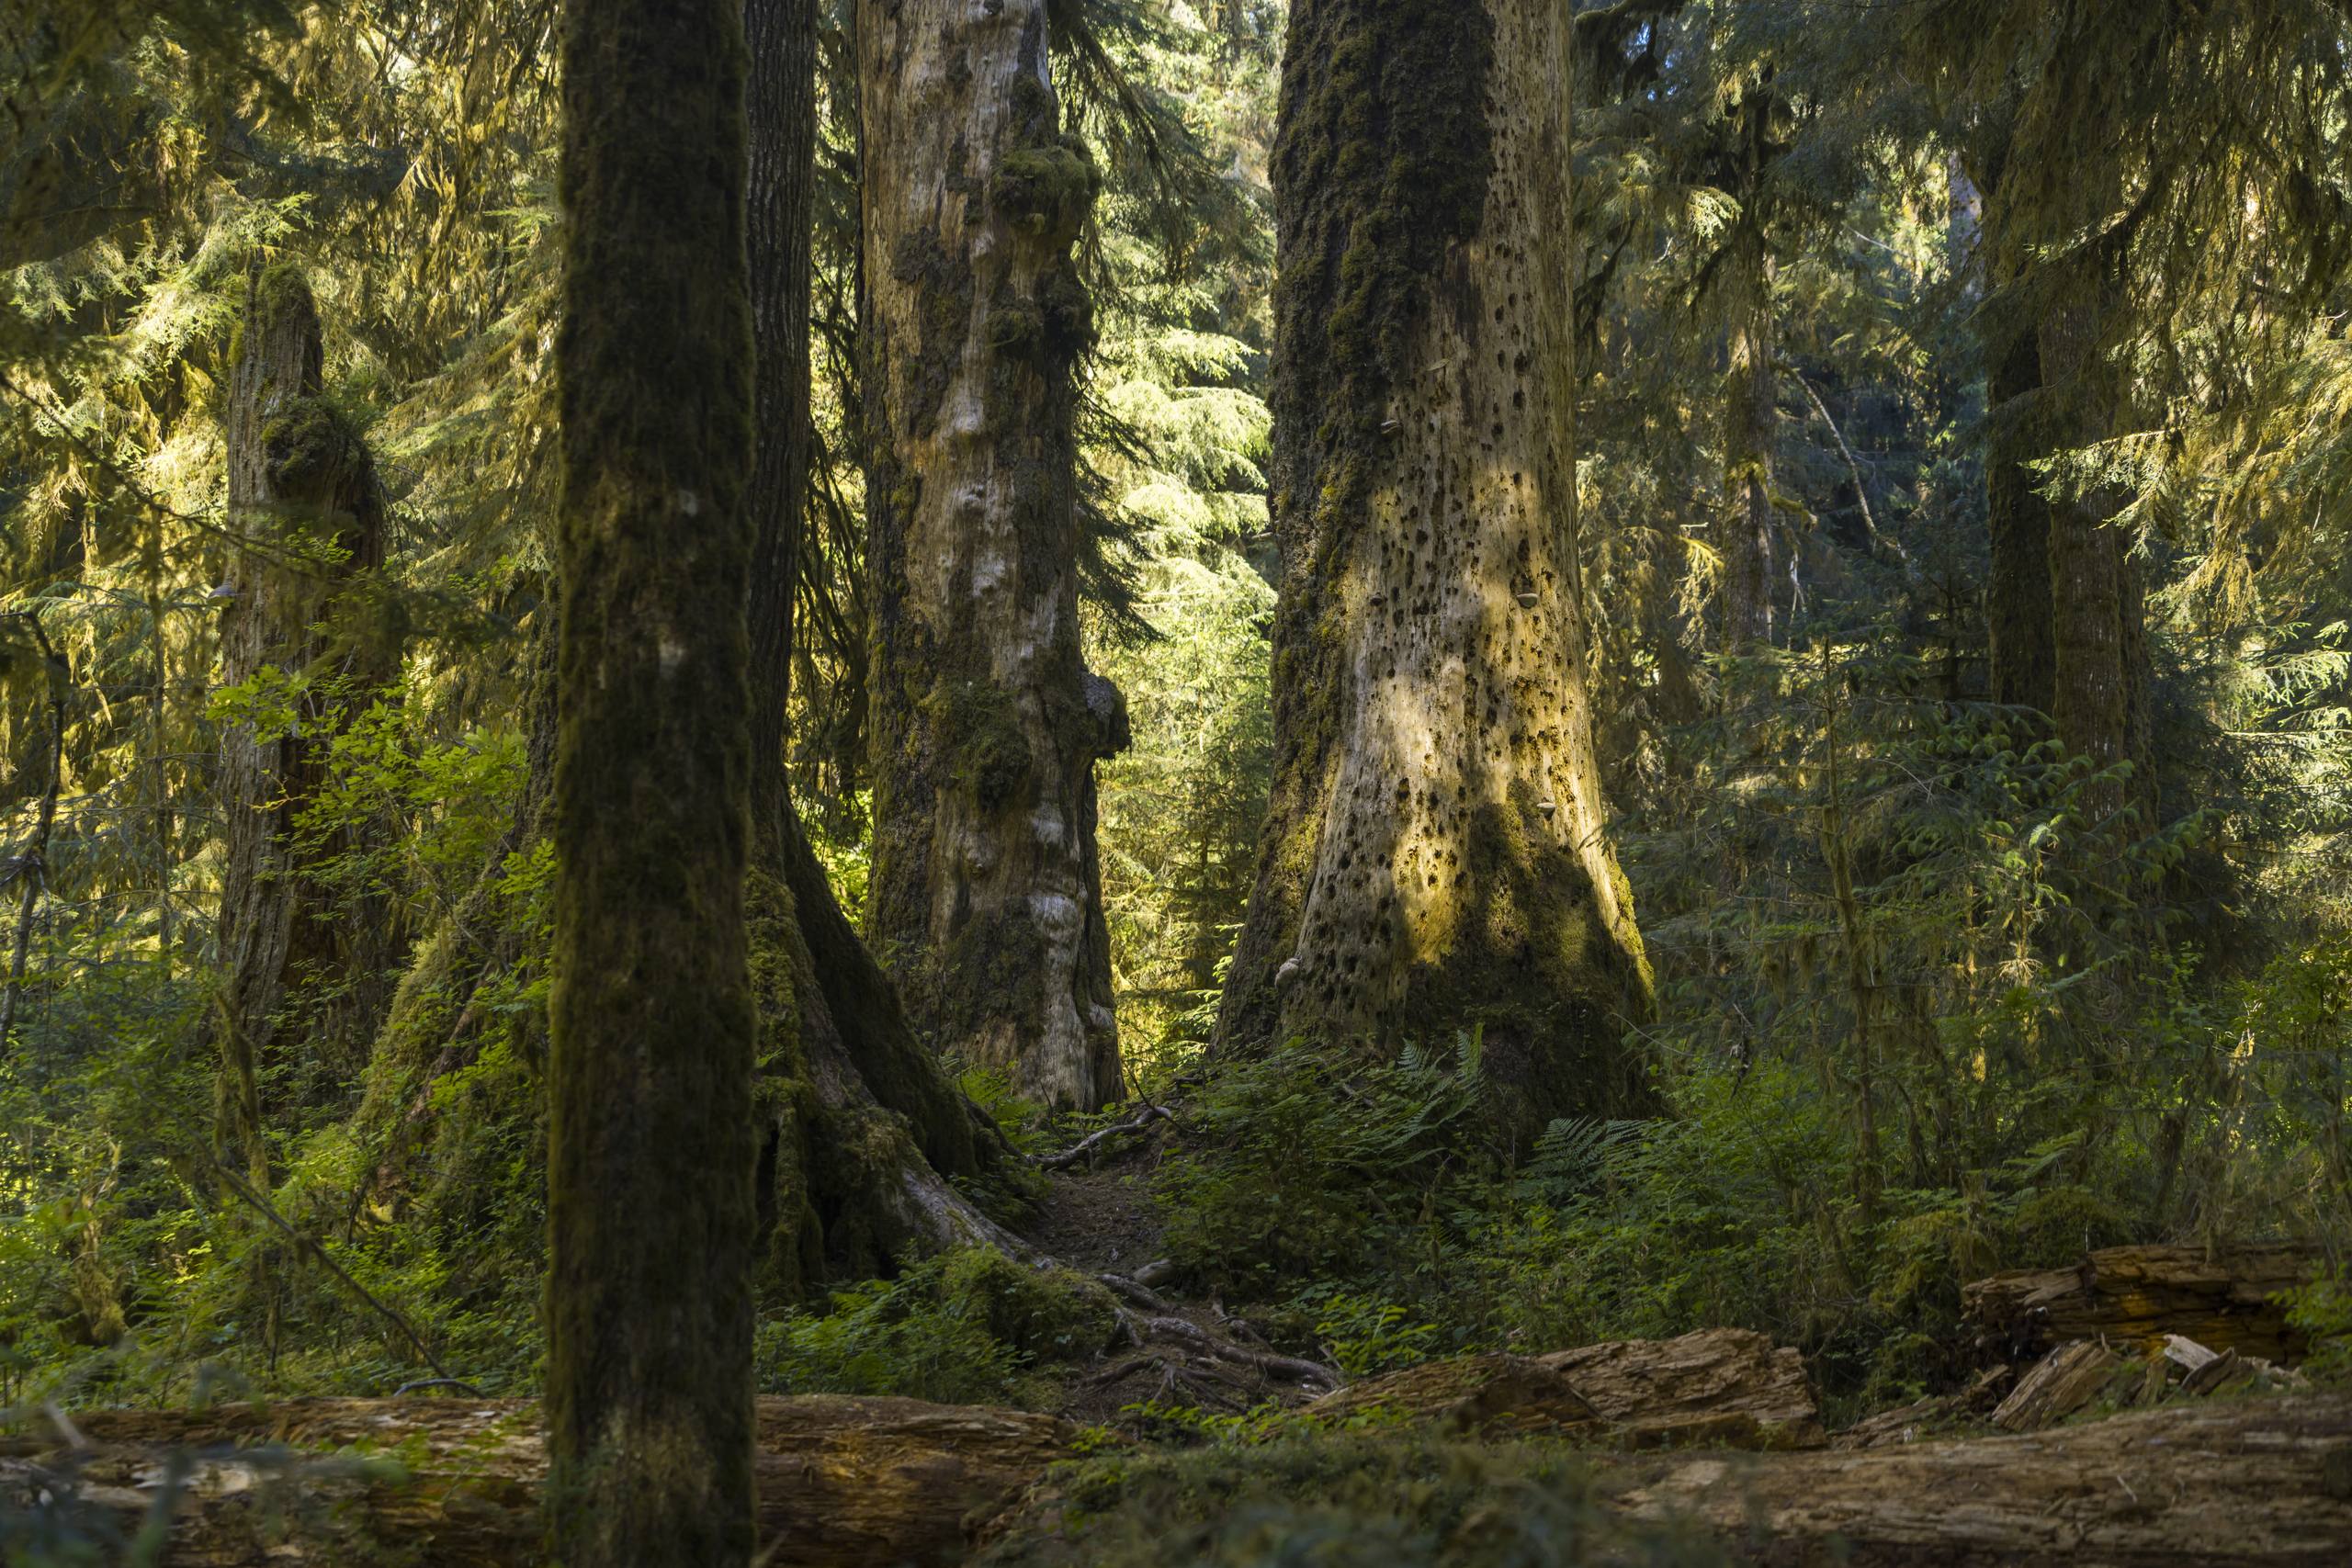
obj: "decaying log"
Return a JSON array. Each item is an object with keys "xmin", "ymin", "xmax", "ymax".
[
  {"xmin": 1309, "ymin": 1328, "xmax": 1823, "ymax": 1450},
  {"xmin": 1835, "ymin": 1368, "xmax": 2011, "ymax": 1450},
  {"xmin": 1, "ymin": 1394, "xmax": 1070, "ymax": 1568},
  {"xmin": 1601, "ymin": 1391, "xmax": 2352, "ymax": 1565},
  {"xmin": 1963, "ymin": 1243, "xmax": 2321, "ymax": 1365},
  {"xmin": 1544, "ymin": 1326, "xmax": 1825, "ymax": 1449},
  {"xmin": 1988, "ymin": 1339, "xmax": 2130, "ymax": 1431},
  {"xmin": 13, "ymin": 1388, "xmax": 2350, "ymax": 1565},
  {"xmin": 1311, "ymin": 1354, "xmax": 1607, "ymax": 1437}
]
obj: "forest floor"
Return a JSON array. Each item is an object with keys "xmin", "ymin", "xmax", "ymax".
[{"xmin": 1020, "ymin": 1130, "xmax": 1347, "ymax": 1427}]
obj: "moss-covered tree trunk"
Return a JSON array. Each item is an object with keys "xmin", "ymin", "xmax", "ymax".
[
  {"xmin": 745, "ymin": 0, "xmax": 1024, "ymax": 1302},
  {"xmin": 1213, "ymin": 0, "xmax": 1654, "ymax": 1133},
  {"xmin": 213, "ymin": 263, "xmax": 396, "ymax": 1177},
  {"xmin": 858, "ymin": 0, "xmax": 1125, "ymax": 1112},
  {"xmin": 545, "ymin": 0, "xmax": 759, "ymax": 1560}
]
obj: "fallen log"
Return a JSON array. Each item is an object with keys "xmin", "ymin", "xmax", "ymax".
[
  {"xmin": 1310, "ymin": 1329, "xmax": 1823, "ymax": 1449},
  {"xmin": 1541, "ymin": 1326, "xmax": 1825, "ymax": 1449},
  {"xmin": 1, "ymin": 1394, "xmax": 1070, "ymax": 1568},
  {"xmin": 1963, "ymin": 1243, "xmax": 2321, "ymax": 1366},
  {"xmin": 1309, "ymin": 1354, "xmax": 1606, "ymax": 1437},
  {"xmin": 1600, "ymin": 1391, "xmax": 2352, "ymax": 1565},
  {"xmin": 11, "ymin": 1389, "xmax": 2350, "ymax": 1565}
]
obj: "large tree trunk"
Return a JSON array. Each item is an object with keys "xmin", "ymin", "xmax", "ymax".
[
  {"xmin": 1971, "ymin": 123, "xmax": 2150, "ymax": 818},
  {"xmin": 546, "ymin": 0, "xmax": 760, "ymax": 1560},
  {"xmin": 25, "ymin": 1391, "xmax": 2348, "ymax": 1566},
  {"xmin": 1213, "ymin": 0, "xmax": 1653, "ymax": 1131},
  {"xmin": 1982, "ymin": 321, "xmax": 2057, "ymax": 714},
  {"xmin": 213, "ymin": 263, "xmax": 398, "ymax": 1174},
  {"xmin": 745, "ymin": 0, "xmax": 1028, "ymax": 1302},
  {"xmin": 858, "ymin": 0, "xmax": 1125, "ymax": 1112}
]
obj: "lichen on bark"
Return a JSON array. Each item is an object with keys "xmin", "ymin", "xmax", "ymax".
[
  {"xmin": 860, "ymin": 0, "xmax": 1124, "ymax": 1111},
  {"xmin": 1215, "ymin": 0, "xmax": 1655, "ymax": 1135}
]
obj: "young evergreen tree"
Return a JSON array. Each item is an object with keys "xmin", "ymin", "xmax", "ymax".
[
  {"xmin": 211, "ymin": 263, "xmax": 396, "ymax": 1177},
  {"xmin": 544, "ymin": 0, "xmax": 759, "ymax": 1559},
  {"xmin": 1215, "ymin": 0, "xmax": 1655, "ymax": 1132},
  {"xmin": 857, "ymin": 0, "xmax": 1125, "ymax": 1111}
]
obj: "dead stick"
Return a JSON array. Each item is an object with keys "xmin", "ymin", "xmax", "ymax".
[
  {"xmin": 1041, "ymin": 1104, "xmax": 1172, "ymax": 1170},
  {"xmin": 212, "ymin": 1160, "xmax": 456, "ymax": 1382}
]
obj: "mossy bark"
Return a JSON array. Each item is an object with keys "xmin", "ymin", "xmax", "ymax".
[
  {"xmin": 858, "ymin": 0, "xmax": 1124, "ymax": 1111},
  {"xmin": 1213, "ymin": 0, "xmax": 1655, "ymax": 1134},
  {"xmin": 546, "ymin": 0, "xmax": 759, "ymax": 1561},
  {"xmin": 213, "ymin": 262, "xmax": 398, "ymax": 1176},
  {"xmin": 746, "ymin": 0, "xmax": 1026, "ymax": 1303}
]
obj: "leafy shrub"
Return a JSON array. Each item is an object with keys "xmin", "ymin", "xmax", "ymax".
[{"xmin": 1155, "ymin": 1035, "xmax": 1500, "ymax": 1304}]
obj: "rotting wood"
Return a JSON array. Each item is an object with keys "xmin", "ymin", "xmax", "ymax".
[
  {"xmin": 1310, "ymin": 1353, "xmax": 1606, "ymax": 1437},
  {"xmin": 1600, "ymin": 1391, "xmax": 2352, "ymax": 1566},
  {"xmin": 10, "ymin": 1390, "xmax": 2350, "ymax": 1565},
  {"xmin": 1312, "ymin": 1329, "xmax": 1823, "ymax": 1449},
  {"xmin": 1542, "ymin": 1326, "xmax": 1826, "ymax": 1449},
  {"xmin": 1963, "ymin": 1243, "xmax": 2322, "ymax": 1365},
  {"xmin": 1988, "ymin": 1338, "xmax": 2128, "ymax": 1431},
  {"xmin": 2, "ymin": 1395, "xmax": 1071, "ymax": 1568}
]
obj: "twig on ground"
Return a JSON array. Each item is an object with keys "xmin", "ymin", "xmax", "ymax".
[
  {"xmin": 1140, "ymin": 1314, "xmax": 1343, "ymax": 1392},
  {"xmin": 1099, "ymin": 1272, "xmax": 1177, "ymax": 1314},
  {"xmin": 1040, "ymin": 1104, "xmax": 1172, "ymax": 1170}
]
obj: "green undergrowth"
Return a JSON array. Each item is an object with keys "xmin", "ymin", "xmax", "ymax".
[
  {"xmin": 755, "ymin": 1247, "xmax": 1118, "ymax": 1409},
  {"xmin": 973, "ymin": 1432, "xmax": 1732, "ymax": 1568},
  {"xmin": 1146, "ymin": 953, "xmax": 2348, "ymax": 1414}
]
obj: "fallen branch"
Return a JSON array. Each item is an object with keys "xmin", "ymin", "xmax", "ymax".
[
  {"xmin": 210, "ymin": 1160, "xmax": 455, "ymax": 1382},
  {"xmin": 1137, "ymin": 1314, "xmax": 1342, "ymax": 1393},
  {"xmin": 1037, "ymin": 1104, "xmax": 1171, "ymax": 1170}
]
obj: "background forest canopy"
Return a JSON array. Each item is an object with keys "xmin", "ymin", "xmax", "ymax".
[{"xmin": 0, "ymin": 0, "xmax": 2349, "ymax": 1451}]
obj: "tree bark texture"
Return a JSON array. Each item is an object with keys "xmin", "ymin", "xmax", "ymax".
[
  {"xmin": 547, "ymin": 0, "xmax": 760, "ymax": 1560},
  {"xmin": 1982, "ymin": 321, "xmax": 2057, "ymax": 715},
  {"xmin": 21, "ymin": 1392, "xmax": 2349, "ymax": 1566},
  {"xmin": 1215, "ymin": 0, "xmax": 1654, "ymax": 1131},
  {"xmin": 214, "ymin": 263, "xmax": 397, "ymax": 1168},
  {"xmin": 858, "ymin": 0, "xmax": 1125, "ymax": 1111},
  {"xmin": 745, "ymin": 0, "xmax": 1026, "ymax": 1301}
]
